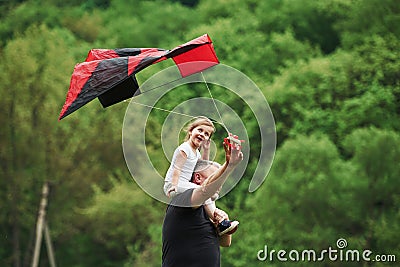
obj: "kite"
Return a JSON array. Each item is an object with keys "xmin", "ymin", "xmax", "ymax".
[{"xmin": 59, "ymin": 34, "xmax": 219, "ymax": 120}]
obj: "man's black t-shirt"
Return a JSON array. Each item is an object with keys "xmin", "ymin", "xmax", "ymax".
[{"xmin": 162, "ymin": 189, "xmax": 220, "ymax": 267}]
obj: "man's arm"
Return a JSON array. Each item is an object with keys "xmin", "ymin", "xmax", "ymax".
[{"xmin": 191, "ymin": 141, "xmax": 243, "ymax": 207}]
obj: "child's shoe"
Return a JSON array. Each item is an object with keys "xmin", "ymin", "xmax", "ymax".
[{"xmin": 218, "ymin": 219, "xmax": 239, "ymax": 236}]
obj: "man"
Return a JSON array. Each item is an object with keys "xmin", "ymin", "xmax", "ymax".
[{"xmin": 162, "ymin": 140, "xmax": 243, "ymax": 267}]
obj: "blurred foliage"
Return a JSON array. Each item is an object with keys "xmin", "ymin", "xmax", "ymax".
[{"xmin": 0, "ymin": 0, "xmax": 399, "ymax": 266}]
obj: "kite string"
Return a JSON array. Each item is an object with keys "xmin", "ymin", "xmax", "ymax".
[
  {"xmin": 200, "ymin": 72, "xmax": 230, "ymax": 134},
  {"xmin": 135, "ymin": 75, "xmax": 184, "ymax": 96},
  {"xmin": 128, "ymin": 100, "xmax": 224, "ymax": 129},
  {"xmin": 128, "ymin": 100, "xmax": 197, "ymax": 119},
  {"xmin": 124, "ymin": 72, "xmax": 230, "ymax": 133}
]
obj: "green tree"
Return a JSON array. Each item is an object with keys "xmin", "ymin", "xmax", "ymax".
[
  {"xmin": 99, "ymin": 0, "xmax": 199, "ymax": 48},
  {"xmin": 266, "ymin": 32, "xmax": 400, "ymax": 146},
  {"xmin": 342, "ymin": 128, "xmax": 400, "ymax": 263},
  {"xmin": 0, "ymin": 22, "xmax": 128, "ymax": 266},
  {"xmin": 0, "ymin": 1, "xmax": 399, "ymax": 266},
  {"xmin": 0, "ymin": 24, "xmax": 76, "ymax": 266},
  {"xmin": 0, "ymin": 1, "xmax": 61, "ymax": 46},
  {"xmin": 255, "ymin": 0, "xmax": 341, "ymax": 53},
  {"xmin": 226, "ymin": 134, "xmax": 349, "ymax": 266},
  {"xmin": 227, "ymin": 130, "xmax": 399, "ymax": 266},
  {"xmin": 83, "ymin": 179, "xmax": 164, "ymax": 266},
  {"xmin": 334, "ymin": 0, "xmax": 400, "ymax": 48}
]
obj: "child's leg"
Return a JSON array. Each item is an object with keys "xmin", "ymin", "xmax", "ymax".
[
  {"xmin": 163, "ymin": 182, "xmax": 174, "ymax": 197},
  {"xmin": 164, "ymin": 179, "xmax": 199, "ymax": 198},
  {"xmin": 204, "ymin": 198, "xmax": 240, "ymax": 236},
  {"xmin": 204, "ymin": 200, "xmax": 216, "ymax": 221},
  {"xmin": 176, "ymin": 179, "xmax": 200, "ymax": 194}
]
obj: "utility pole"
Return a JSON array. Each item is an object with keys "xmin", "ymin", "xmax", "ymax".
[{"xmin": 31, "ymin": 182, "xmax": 56, "ymax": 267}]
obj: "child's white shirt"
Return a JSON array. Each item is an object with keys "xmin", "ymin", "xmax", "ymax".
[{"xmin": 164, "ymin": 141, "xmax": 201, "ymax": 184}]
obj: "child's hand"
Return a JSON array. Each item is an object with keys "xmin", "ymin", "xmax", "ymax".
[
  {"xmin": 167, "ymin": 185, "xmax": 177, "ymax": 198},
  {"xmin": 200, "ymin": 139, "xmax": 211, "ymax": 160},
  {"xmin": 201, "ymin": 139, "xmax": 211, "ymax": 151}
]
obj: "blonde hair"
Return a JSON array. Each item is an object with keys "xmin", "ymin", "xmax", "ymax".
[{"xmin": 184, "ymin": 116, "xmax": 215, "ymax": 141}]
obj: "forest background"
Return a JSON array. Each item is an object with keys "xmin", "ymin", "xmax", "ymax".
[{"xmin": 1, "ymin": 0, "xmax": 399, "ymax": 266}]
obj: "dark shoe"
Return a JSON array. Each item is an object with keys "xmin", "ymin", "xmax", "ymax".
[{"xmin": 218, "ymin": 220, "xmax": 239, "ymax": 236}]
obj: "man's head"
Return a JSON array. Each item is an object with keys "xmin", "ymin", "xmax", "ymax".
[{"xmin": 191, "ymin": 159, "xmax": 221, "ymax": 185}]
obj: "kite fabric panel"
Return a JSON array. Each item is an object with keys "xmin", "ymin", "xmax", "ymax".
[{"xmin": 59, "ymin": 34, "xmax": 219, "ymax": 120}]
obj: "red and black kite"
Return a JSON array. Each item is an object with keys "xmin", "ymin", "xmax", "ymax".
[{"xmin": 59, "ymin": 34, "xmax": 219, "ymax": 120}]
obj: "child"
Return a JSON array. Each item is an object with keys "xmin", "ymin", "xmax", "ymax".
[{"xmin": 163, "ymin": 116, "xmax": 239, "ymax": 235}]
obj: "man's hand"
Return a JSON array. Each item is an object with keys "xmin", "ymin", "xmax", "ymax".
[
  {"xmin": 213, "ymin": 208, "xmax": 229, "ymax": 224},
  {"xmin": 191, "ymin": 134, "xmax": 244, "ymax": 208}
]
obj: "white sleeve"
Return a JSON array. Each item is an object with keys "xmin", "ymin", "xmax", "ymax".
[{"xmin": 179, "ymin": 142, "xmax": 194, "ymax": 160}]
